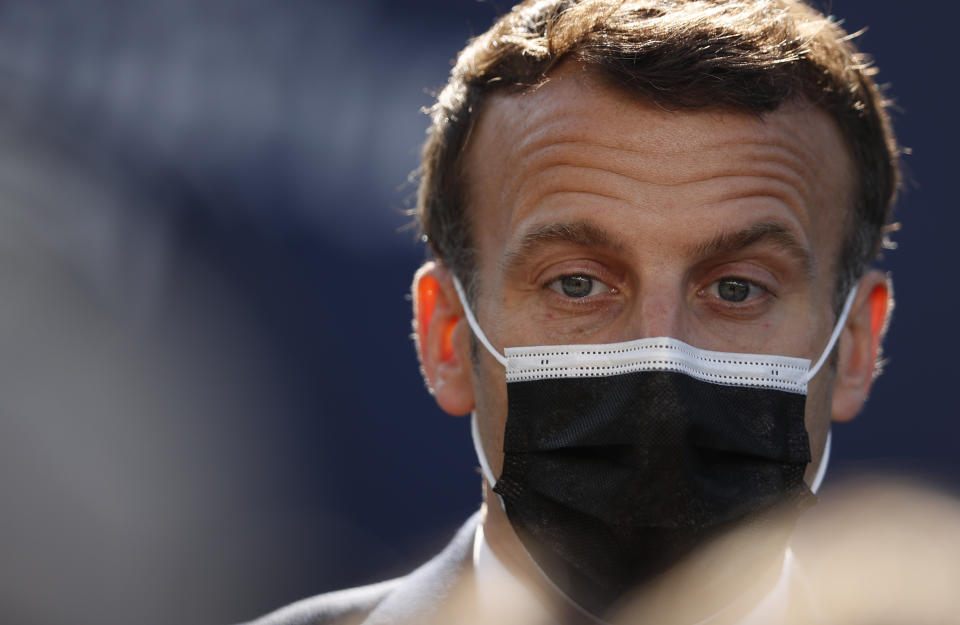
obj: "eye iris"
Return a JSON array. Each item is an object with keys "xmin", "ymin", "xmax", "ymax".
[
  {"xmin": 718, "ymin": 279, "xmax": 750, "ymax": 302},
  {"xmin": 561, "ymin": 275, "xmax": 593, "ymax": 298}
]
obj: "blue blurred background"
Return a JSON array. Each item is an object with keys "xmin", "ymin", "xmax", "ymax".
[{"xmin": 0, "ymin": 1, "xmax": 954, "ymax": 623}]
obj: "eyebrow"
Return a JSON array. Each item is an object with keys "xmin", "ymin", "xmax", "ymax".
[
  {"xmin": 499, "ymin": 219, "xmax": 813, "ymax": 279},
  {"xmin": 691, "ymin": 221, "xmax": 814, "ymax": 278},
  {"xmin": 500, "ymin": 221, "xmax": 623, "ymax": 276}
]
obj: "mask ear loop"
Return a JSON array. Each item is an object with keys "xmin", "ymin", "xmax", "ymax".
[
  {"xmin": 802, "ymin": 284, "xmax": 857, "ymax": 493},
  {"xmin": 458, "ymin": 274, "xmax": 620, "ymax": 623},
  {"xmin": 452, "ymin": 276, "xmax": 509, "ymax": 368},
  {"xmin": 471, "ymin": 412, "xmax": 499, "ymax": 487},
  {"xmin": 802, "ymin": 284, "xmax": 859, "ymax": 384},
  {"xmin": 474, "ymin": 405, "xmax": 611, "ymax": 623},
  {"xmin": 810, "ymin": 430, "xmax": 831, "ymax": 494},
  {"xmin": 452, "ymin": 276, "xmax": 506, "ymax": 486}
]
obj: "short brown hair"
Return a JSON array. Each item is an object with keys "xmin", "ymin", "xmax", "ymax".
[{"xmin": 416, "ymin": 0, "xmax": 900, "ymax": 311}]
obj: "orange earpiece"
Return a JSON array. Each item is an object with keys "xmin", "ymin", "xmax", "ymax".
[
  {"xmin": 417, "ymin": 274, "xmax": 438, "ymax": 346},
  {"xmin": 416, "ymin": 273, "xmax": 458, "ymax": 364},
  {"xmin": 868, "ymin": 283, "xmax": 889, "ymax": 358}
]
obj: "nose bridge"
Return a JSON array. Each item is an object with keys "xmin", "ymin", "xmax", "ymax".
[{"xmin": 625, "ymin": 279, "xmax": 687, "ymax": 341}]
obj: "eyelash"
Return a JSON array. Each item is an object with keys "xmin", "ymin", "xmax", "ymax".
[
  {"xmin": 545, "ymin": 274, "xmax": 615, "ymax": 299},
  {"xmin": 697, "ymin": 277, "xmax": 776, "ymax": 319},
  {"xmin": 538, "ymin": 270, "xmax": 777, "ymax": 317},
  {"xmin": 703, "ymin": 277, "xmax": 768, "ymax": 300}
]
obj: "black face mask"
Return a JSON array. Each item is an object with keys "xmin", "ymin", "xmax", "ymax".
[
  {"xmin": 455, "ymin": 278, "xmax": 856, "ymax": 619},
  {"xmin": 492, "ymin": 368, "xmax": 815, "ymax": 616}
]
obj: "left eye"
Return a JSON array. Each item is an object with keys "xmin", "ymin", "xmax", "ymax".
[
  {"xmin": 547, "ymin": 274, "xmax": 612, "ymax": 298},
  {"xmin": 705, "ymin": 278, "xmax": 766, "ymax": 303}
]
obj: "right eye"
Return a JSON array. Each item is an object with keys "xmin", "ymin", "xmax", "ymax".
[
  {"xmin": 547, "ymin": 274, "xmax": 613, "ymax": 298},
  {"xmin": 703, "ymin": 277, "xmax": 768, "ymax": 303}
]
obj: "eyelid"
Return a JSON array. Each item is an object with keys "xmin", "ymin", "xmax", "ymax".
[
  {"xmin": 702, "ymin": 277, "xmax": 768, "ymax": 301},
  {"xmin": 697, "ymin": 259, "xmax": 780, "ymax": 293},
  {"xmin": 696, "ymin": 276, "xmax": 779, "ymax": 320},
  {"xmin": 546, "ymin": 274, "xmax": 615, "ymax": 298},
  {"xmin": 535, "ymin": 259, "xmax": 623, "ymax": 289}
]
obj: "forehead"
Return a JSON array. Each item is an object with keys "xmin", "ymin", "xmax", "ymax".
[{"xmin": 463, "ymin": 64, "xmax": 854, "ymax": 276}]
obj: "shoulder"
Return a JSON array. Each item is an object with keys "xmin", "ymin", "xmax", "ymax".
[
  {"xmin": 245, "ymin": 578, "xmax": 402, "ymax": 625},
  {"xmin": 243, "ymin": 510, "xmax": 481, "ymax": 625}
]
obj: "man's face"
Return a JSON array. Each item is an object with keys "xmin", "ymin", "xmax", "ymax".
[{"xmin": 462, "ymin": 64, "xmax": 855, "ymax": 484}]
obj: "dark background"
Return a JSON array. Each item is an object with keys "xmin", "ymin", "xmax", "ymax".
[{"xmin": 0, "ymin": 2, "xmax": 954, "ymax": 624}]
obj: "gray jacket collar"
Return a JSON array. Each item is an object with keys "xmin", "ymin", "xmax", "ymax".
[{"xmin": 363, "ymin": 510, "xmax": 480, "ymax": 625}]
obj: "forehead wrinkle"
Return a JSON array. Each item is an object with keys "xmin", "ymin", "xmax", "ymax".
[
  {"xmin": 517, "ymin": 159, "xmax": 815, "ymax": 194},
  {"xmin": 496, "ymin": 78, "xmax": 843, "ymax": 199},
  {"xmin": 513, "ymin": 130, "xmax": 683, "ymax": 165},
  {"xmin": 512, "ymin": 102, "xmax": 831, "ymax": 169},
  {"xmin": 514, "ymin": 166, "xmax": 811, "ymax": 227},
  {"xmin": 511, "ymin": 161, "xmax": 659, "ymax": 212},
  {"xmin": 753, "ymin": 105, "xmax": 854, "ymax": 212},
  {"xmin": 762, "ymin": 109, "xmax": 838, "ymax": 175},
  {"xmin": 691, "ymin": 179, "xmax": 811, "ymax": 228},
  {"xmin": 707, "ymin": 140, "xmax": 819, "ymax": 213},
  {"xmin": 499, "ymin": 220, "xmax": 625, "ymax": 278},
  {"xmin": 511, "ymin": 135, "xmax": 820, "ymax": 203},
  {"xmin": 502, "ymin": 104, "xmax": 829, "ymax": 209}
]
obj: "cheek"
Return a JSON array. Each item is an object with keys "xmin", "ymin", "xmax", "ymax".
[
  {"xmin": 802, "ymin": 367, "xmax": 836, "ymax": 472},
  {"xmin": 805, "ymin": 364, "xmax": 835, "ymax": 424},
  {"xmin": 472, "ymin": 355, "xmax": 510, "ymax": 476}
]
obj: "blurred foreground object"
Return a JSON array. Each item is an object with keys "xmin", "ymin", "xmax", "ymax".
[
  {"xmin": 323, "ymin": 478, "xmax": 960, "ymax": 625},
  {"xmin": 796, "ymin": 478, "xmax": 960, "ymax": 625},
  {"xmin": 613, "ymin": 477, "xmax": 960, "ymax": 625}
]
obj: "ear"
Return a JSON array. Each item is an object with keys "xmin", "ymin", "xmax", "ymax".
[
  {"xmin": 831, "ymin": 270, "xmax": 892, "ymax": 422},
  {"xmin": 412, "ymin": 262, "xmax": 475, "ymax": 416}
]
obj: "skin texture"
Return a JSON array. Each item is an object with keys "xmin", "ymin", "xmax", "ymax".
[{"xmin": 413, "ymin": 63, "xmax": 889, "ymax": 602}]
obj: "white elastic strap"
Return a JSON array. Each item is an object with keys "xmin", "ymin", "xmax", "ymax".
[
  {"xmin": 471, "ymin": 412, "xmax": 499, "ymax": 487},
  {"xmin": 471, "ymin": 415, "xmax": 608, "ymax": 624},
  {"xmin": 810, "ymin": 429, "xmax": 831, "ymax": 494},
  {"xmin": 452, "ymin": 276, "xmax": 509, "ymax": 368},
  {"xmin": 472, "ymin": 416, "xmax": 599, "ymax": 618},
  {"xmin": 802, "ymin": 285, "xmax": 859, "ymax": 383}
]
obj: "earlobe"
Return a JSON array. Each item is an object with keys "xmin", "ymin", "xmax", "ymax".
[
  {"xmin": 831, "ymin": 271, "xmax": 892, "ymax": 422},
  {"xmin": 412, "ymin": 262, "xmax": 475, "ymax": 416}
]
